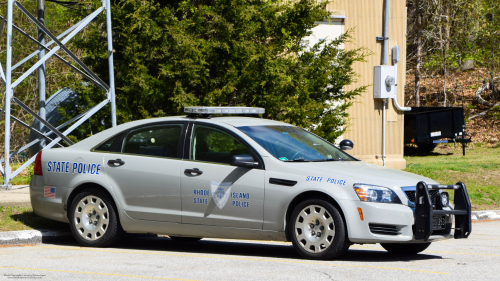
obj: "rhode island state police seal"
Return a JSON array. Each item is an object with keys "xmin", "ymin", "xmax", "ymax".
[{"xmin": 210, "ymin": 181, "xmax": 232, "ymax": 209}]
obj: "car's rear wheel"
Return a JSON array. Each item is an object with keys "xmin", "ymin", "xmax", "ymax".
[
  {"xmin": 288, "ymin": 198, "xmax": 350, "ymax": 260},
  {"xmin": 381, "ymin": 242, "xmax": 431, "ymax": 255},
  {"xmin": 169, "ymin": 236, "xmax": 202, "ymax": 242},
  {"xmin": 69, "ymin": 188, "xmax": 123, "ymax": 247}
]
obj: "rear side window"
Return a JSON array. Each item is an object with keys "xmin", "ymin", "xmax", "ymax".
[
  {"xmin": 122, "ymin": 124, "xmax": 184, "ymax": 158},
  {"xmin": 94, "ymin": 135, "xmax": 119, "ymax": 152}
]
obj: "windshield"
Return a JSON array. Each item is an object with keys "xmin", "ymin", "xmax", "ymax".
[{"xmin": 237, "ymin": 126, "xmax": 356, "ymax": 162}]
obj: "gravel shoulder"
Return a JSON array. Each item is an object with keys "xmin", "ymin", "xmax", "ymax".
[{"xmin": 0, "ymin": 185, "xmax": 30, "ymax": 206}]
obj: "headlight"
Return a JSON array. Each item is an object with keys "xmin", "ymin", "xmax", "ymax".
[
  {"xmin": 440, "ymin": 192, "xmax": 449, "ymax": 207},
  {"xmin": 353, "ymin": 184, "xmax": 402, "ymax": 204}
]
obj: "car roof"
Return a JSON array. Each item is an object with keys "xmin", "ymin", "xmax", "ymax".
[
  {"xmin": 104, "ymin": 115, "xmax": 291, "ymax": 127},
  {"xmin": 116, "ymin": 116, "xmax": 292, "ymax": 126}
]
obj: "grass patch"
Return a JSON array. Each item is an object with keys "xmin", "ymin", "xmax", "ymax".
[
  {"xmin": 0, "ymin": 205, "xmax": 68, "ymax": 232},
  {"xmin": 0, "ymin": 163, "xmax": 33, "ymax": 185},
  {"xmin": 2, "ymin": 176, "xmax": 32, "ymax": 185},
  {"xmin": 405, "ymin": 144, "xmax": 500, "ymax": 210}
]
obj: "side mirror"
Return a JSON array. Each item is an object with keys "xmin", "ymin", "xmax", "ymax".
[
  {"xmin": 339, "ymin": 139, "xmax": 353, "ymax": 151},
  {"xmin": 230, "ymin": 154, "xmax": 259, "ymax": 168}
]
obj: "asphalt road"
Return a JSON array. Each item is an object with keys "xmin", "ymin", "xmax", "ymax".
[{"xmin": 0, "ymin": 221, "xmax": 499, "ymax": 281}]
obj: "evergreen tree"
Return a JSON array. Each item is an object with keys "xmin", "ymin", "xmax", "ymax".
[{"xmin": 67, "ymin": 0, "xmax": 367, "ymax": 142}]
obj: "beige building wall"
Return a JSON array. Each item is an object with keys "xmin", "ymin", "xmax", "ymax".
[{"xmin": 325, "ymin": 0, "xmax": 407, "ymax": 169}]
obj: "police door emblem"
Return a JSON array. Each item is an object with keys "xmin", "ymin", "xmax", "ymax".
[{"xmin": 210, "ymin": 181, "xmax": 232, "ymax": 209}]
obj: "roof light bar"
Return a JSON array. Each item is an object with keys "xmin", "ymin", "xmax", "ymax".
[{"xmin": 184, "ymin": 106, "xmax": 265, "ymax": 115}]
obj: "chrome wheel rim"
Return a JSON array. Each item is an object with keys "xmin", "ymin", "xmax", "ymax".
[
  {"xmin": 73, "ymin": 195, "xmax": 109, "ymax": 241},
  {"xmin": 294, "ymin": 205, "xmax": 335, "ymax": 253}
]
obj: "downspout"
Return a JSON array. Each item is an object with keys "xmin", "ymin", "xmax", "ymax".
[
  {"xmin": 382, "ymin": 0, "xmax": 389, "ymax": 166},
  {"xmin": 382, "ymin": 0, "xmax": 389, "ymax": 65},
  {"xmin": 383, "ymin": 100, "xmax": 387, "ymax": 167}
]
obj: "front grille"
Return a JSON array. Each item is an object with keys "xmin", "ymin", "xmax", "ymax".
[
  {"xmin": 404, "ymin": 190, "xmax": 440, "ymax": 203},
  {"xmin": 369, "ymin": 224, "xmax": 401, "ymax": 236}
]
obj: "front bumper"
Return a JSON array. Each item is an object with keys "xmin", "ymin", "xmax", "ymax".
[
  {"xmin": 343, "ymin": 181, "xmax": 472, "ymax": 244},
  {"xmin": 414, "ymin": 181, "xmax": 471, "ymax": 241}
]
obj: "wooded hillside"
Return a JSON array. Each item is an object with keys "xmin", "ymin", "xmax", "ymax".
[{"xmin": 405, "ymin": 0, "xmax": 500, "ymax": 145}]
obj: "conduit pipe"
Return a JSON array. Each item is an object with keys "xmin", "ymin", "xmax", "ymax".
[
  {"xmin": 381, "ymin": 0, "xmax": 390, "ymax": 166},
  {"xmin": 382, "ymin": 100, "xmax": 387, "ymax": 167},
  {"xmin": 382, "ymin": 0, "xmax": 389, "ymax": 65},
  {"xmin": 392, "ymin": 96, "xmax": 411, "ymax": 111},
  {"xmin": 392, "ymin": 63, "xmax": 411, "ymax": 111},
  {"xmin": 380, "ymin": 0, "xmax": 410, "ymax": 167}
]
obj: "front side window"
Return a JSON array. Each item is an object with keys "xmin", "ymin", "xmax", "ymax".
[
  {"xmin": 122, "ymin": 124, "xmax": 183, "ymax": 158},
  {"xmin": 191, "ymin": 125, "xmax": 250, "ymax": 164},
  {"xmin": 237, "ymin": 125, "xmax": 355, "ymax": 162}
]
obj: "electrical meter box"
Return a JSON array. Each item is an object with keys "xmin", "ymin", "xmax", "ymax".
[
  {"xmin": 374, "ymin": 65, "xmax": 396, "ymax": 99},
  {"xmin": 392, "ymin": 46, "xmax": 401, "ymax": 64}
]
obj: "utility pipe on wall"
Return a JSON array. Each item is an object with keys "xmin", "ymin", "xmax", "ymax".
[
  {"xmin": 382, "ymin": 100, "xmax": 387, "ymax": 167},
  {"xmin": 392, "ymin": 95, "xmax": 411, "ymax": 111},
  {"xmin": 392, "ymin": 62, "xmax": 411, "ymax": 111},
  {"xmin": 380, "ymin": 0, "xmax": 410, "ymax": 167},
  {"xmin": 382, "ymin": 0, "xmax": 390, "ymax": 65},
  {"xmin": 382, "ymin": 0, "xmax": 411, "ymax": 166},
  {"xmin": 381, "ymin": 0, "xmax": 390, "ymax": 166}
]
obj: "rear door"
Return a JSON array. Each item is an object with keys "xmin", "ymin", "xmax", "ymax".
[
  {"xmin": 103, "ymin": 122, "xmax": 186, "ymax": 222},
  {"xmin": 180, "ymin": 123, "xmax": 265, "ymax": 229}
]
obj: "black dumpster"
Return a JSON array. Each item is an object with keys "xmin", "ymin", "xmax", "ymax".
[{"xmin": 404, "ymin": 107, "xmax": 471, "ymax": 154}]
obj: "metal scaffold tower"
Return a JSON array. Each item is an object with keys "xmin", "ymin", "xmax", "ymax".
[{"xmin": 0, "ymin": 0, "xmax": 116, "ymax": 189}]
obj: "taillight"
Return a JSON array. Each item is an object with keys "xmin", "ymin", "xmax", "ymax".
[{"xmin": 34, "ymin": 151, "xmax": 43, "ymax": 176}]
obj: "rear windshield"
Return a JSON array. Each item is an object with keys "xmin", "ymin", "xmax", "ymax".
[{"xmin": 237, "ymin": 126, "xmax": 355, "ymax": 162}]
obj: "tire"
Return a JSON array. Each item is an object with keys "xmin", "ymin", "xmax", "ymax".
[
  {"xmin": 288, "ymin": 198, "xmax": 350, "ymax": 260},
  {"xmin": 417, "ymin": 143, "xmax": 437, "ymax": 153},
  {"xmin": 169, "ymin": 236, "xmax": 202, "ymax": 242},
  {"xmin": 380, "ymin": 242, "xmax": 431, "ymax": 255},
  {"xmin": 69, "ymin": 188, "xmax": 124, "ymax": 247}
]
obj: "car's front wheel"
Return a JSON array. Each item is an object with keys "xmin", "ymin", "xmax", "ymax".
[
  {"xmin": 288, "ymin": 198, "xmax": 350, "ymax": 260},
  {"xmin": 381, "ymin": 242, "xmax": 431, "ymax": 255},
  {"xmin": 69, "ymin": 188, "xmax": 123, "ymax": 247}
]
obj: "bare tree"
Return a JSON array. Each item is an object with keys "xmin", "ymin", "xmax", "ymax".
[{"xmin": 415, "ymin": 0, "xmax": 423, "ymax": 106}]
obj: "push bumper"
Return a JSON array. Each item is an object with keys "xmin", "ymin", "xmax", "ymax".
[{"xmin": 414, "ymin": 181, "xmax": 472, "ymax": 241}]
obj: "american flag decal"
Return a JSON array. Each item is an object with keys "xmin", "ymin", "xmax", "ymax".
[{"xmin": 44, "ymin": 186, "xmax": 56, "ymax": 198}]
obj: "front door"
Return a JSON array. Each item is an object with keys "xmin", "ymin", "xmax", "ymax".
[
  {"xmin": 104, "ymin": 122, "xmax": 186, "ymax": 222},
  {"xmin": 180, "ymin": 123, "xmax": 265, "ymax": 229}
]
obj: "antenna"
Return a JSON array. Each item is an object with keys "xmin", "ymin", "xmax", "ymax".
[{"xmin": 0, "ymin": 0, "xmax": 117, "ymax": 189}]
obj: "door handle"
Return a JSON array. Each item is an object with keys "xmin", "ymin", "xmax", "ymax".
[
  {"xmin": 184, "ymin": 168, "xmax": 203, "ymax": 175},
  {"xmin": 108, "ymin": 159, "xmax": 125, "ymax": 166}
]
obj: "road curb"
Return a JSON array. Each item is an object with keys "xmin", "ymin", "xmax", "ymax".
[
  {"xmin": 0, "ymin": 230, "xmax": 71, "ymax": 245},
  {"xmin": 471, "ymin": 210, "xmax": 500, "ymax": 221}
]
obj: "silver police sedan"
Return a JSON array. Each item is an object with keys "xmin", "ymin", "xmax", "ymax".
[{"xmin": 30, "ymin": 106, "xmax": 471, "ymax": 260}]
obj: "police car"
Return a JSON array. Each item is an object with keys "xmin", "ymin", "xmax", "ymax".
[{"xmin": 30, "ymin": 106, "xmax": 472, "ymax": 260}]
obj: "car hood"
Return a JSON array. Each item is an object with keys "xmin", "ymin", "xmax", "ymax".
[{"xmin": 290, "ymin": 160, "xmax": 437, "ymax": 188}]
